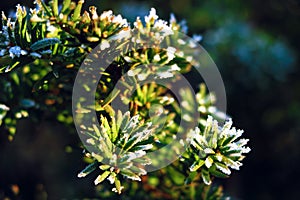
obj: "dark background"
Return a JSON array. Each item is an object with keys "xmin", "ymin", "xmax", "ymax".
[{"xmin": 1, "ymin": 0, "xmax": 300, "ymax": 199}]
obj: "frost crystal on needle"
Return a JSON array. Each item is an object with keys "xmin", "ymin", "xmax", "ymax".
[{"xmin": 9, "ymin": 46, "xmax": 27, "ymax": 59}]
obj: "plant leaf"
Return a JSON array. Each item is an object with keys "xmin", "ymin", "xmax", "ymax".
[
  {"xmin": 114, "ymin": 179, "xmax": 122, "ymax": 194},
  {"xmin": 30, "ymin": 38, "xmax": 61, "ymax": 51},
  {"xmin": 201, "ymin": 169, "xmax": 212, "ymax": 185},
  {"xmin": 190, "ymin": 159, "xmax": 205, "ymax": 172},
  {"xmin": 77, "ymin": 162, "xmax": 98, "ymax": 178},
  {"xmin": 120, "ymin": 169, "xmax": 141, "ymax": 181},
  {"xmin": 94, "ymin": 170, "xmax": 111, "ymax": 185}
]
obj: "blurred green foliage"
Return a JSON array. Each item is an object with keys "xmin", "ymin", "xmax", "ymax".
[{"xmin": 0, "ymin": 0, "xmax": 252, "ymax": 199}]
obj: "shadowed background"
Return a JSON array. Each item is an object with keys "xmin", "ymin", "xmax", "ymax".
[{"xmin": 1, "ymin": 0, "xmax": 300, "ymax": 199}]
